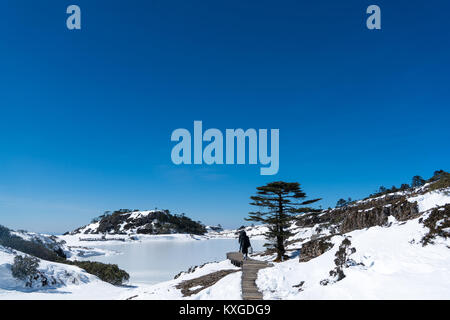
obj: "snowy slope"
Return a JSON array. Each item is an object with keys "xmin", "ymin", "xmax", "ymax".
[
  {"xmin": 256, "ymin": 217, "xmax": 450, "ymax": 299},
  {"xmin": 254, "ymin": 186, "xmax": 450, "ymax": 299}
]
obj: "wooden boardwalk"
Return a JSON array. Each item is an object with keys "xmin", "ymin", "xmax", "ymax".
[{"xmin": 227, "ymin": 252, "xmax": 272, "ymax": 300}]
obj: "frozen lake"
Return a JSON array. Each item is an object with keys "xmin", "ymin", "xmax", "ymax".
[{"xmin": 84, "ymin": 238, "xmax": 266, "ymax": 285}]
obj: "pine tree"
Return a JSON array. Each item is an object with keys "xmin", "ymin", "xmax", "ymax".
[
  {"xmin": 433, "ymin": 170, "xmax": 445, "ymax": 180},
  {"xmin": 336, "ymin": 198, "xmax": 347, "ymax": 208},
  {"xmin": 246, "ymin": 181, "xmax": 320, "ymax": 262},
  {"xmin": 411, "ymin": 175, "xmax": 426, "ymax": 188},
  {"xmin": 400, "ymin": 183, "xmax": 410, "ymax": 191}
]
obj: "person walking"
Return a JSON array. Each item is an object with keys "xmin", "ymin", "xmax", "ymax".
[{"xmin": 239, "ymin": 232, "xmax": 252, "ymax": 260}]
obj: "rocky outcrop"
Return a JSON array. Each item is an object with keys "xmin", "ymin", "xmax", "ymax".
[
  {"xmin": 296, "ymin": 195, "xmax": 420, "ymax": 236},
  {"xmin": 339, "ymin": 198, "xmax": 419, "ymax": 233},
  {"xmin": 390, "ymin": 199, "xmax": 421, "ymax": 221},
  {"xmin": 299, "ymin": 236, "xmax": 334, "ymax": 262},
  {"xmin": 421, "ymin": 204, "xmax": 450, "ymax": 245},
  {"xmin": 340, "ymin": 206, "xmax": 390, "ymax": 234}
]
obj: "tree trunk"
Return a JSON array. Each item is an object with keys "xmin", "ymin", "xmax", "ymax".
[
  {"xmin": 275, "ymin": 193, "xmax": 285, "ymax": 262},
  {"xmin": 276, "ymin": 235, "xmax": 285, "ymax": 261}
]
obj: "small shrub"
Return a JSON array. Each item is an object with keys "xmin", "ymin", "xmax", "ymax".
[
  {"xmin": 67, "ymin": 260, "xmax": 130, "ymax": 285},
  {"xmin": 320, "ymin": 237, "xmax": 356, "ymax": 285},
  {"xmin": 11, "ymin": 255, "xmax": 40, "ymax": 284}
]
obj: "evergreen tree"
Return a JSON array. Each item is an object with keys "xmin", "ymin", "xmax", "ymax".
[
  {"xmin": 246, "ymin": 181, "xmax": 320, "ymax": 262},
  {"xmin": 411, "ymin": 175, "xmax": 426, "ymax": 188},
  {"xmin": 336, "ymin": 198, "xmax": 347, "ymax": 208},
  {"xmin": 400, "ymin": 183, "xmax": 410, "ymax": 191},
  {"xmin": 432, "ymin": 170, "xmax": 445, "ymax": 181}
]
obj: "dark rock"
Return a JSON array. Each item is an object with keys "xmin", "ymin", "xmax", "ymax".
[
  {"xmin": 299, "ymin": 236, "xmax": 334, "ymax": 262},
  {"xmin": 421, "ymin": 204, "xmax": 450, "ymax": 245},
  {"xmin": 340, "ymin": 206, "xmax": 390, "ymax": 234},
  {"xmin": 292, "ymin": 281, "xmax": 305, "ymax": 291},
  {"xmin": 176, "ymin": 269, "xmax": 238, "ymax": 297}
]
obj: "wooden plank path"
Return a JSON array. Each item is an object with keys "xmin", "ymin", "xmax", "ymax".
[{"xmin": 227, "ymin": 252, "xmax": 272, "ymax": 300}]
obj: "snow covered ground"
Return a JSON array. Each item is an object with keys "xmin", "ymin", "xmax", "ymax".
[
  {"xmin": 256, "ymin": 217, "xmax": 450, "ymax": 299},
  {"xmin": 117, "ymin": 260, "xmax": 242, "ymax": 300},
  {"xmin": 408, "ymin": 188, "xmax": 450, "ymax": 212}
]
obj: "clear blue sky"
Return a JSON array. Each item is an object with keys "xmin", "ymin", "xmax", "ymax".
[{"xmin": 0, "ymin": 0, "xmax": 449, "ymax": 233}]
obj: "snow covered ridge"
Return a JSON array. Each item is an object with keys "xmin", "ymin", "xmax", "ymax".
[
  {"xmin": 11, "ymin": 229, "xmax": 112, "ymax": 260},
  {"xmin": 291, "ymin": 183, "xmax": 450, "ymax": 239},
  {"xmin": 68, "ymin": 209, "xmax": 207, "ymax": 236}
]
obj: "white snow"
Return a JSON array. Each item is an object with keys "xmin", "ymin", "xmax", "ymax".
[
  {"xmin": 408, "ymin": 188, "xmax": 450, "ymax": 212},
  {"xmin": 256, "ymin": 217, "xmax": 450, "ymax": 299},
  {"xmin": 115, "ymin": 260, "xmax": 241, "ymax": 300},
  {"xmin": 127, "ymin": 210, "xmax": 158, "ymax": 220},
  {"xmin": 192, "ymin": 272, "xmax": 242, "ymax": 300}
]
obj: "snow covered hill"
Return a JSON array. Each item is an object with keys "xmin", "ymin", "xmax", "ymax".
[
  {"xmin": 11, "ymin": 230, "xmax": 111, "ymax": 260},
  {"xmin": 68, "ymin": 209, "xmax": 207, "ymax": 236}
]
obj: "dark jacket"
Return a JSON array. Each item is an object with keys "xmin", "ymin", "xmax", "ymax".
[
  {"xmin": 240, "ymin": 235, "xmax": 251, "ymax": 254},
  {"xmin": 238, "ymin": 231, "xmax": 246, "ymax": 247}
]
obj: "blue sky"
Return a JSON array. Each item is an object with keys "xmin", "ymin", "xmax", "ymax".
[{"xmin": 0, "ymin": 0, "xmax": 449, "ymax": 233}]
